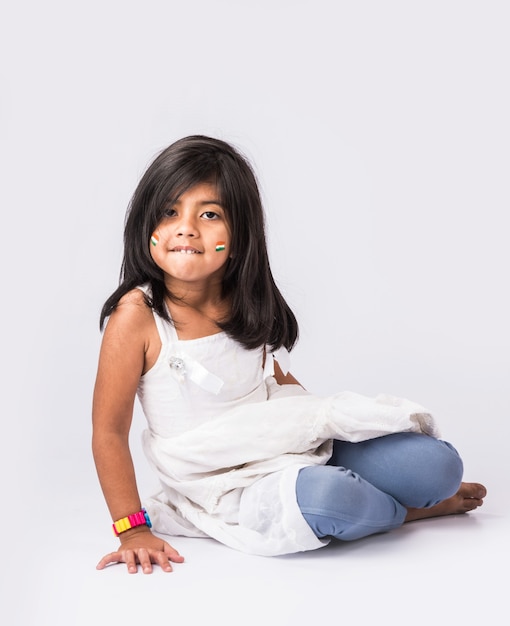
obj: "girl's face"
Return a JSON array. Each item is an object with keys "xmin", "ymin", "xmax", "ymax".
[{"xmin": 149, "ymin": 182, "xmax": 231, "ymax": 292}]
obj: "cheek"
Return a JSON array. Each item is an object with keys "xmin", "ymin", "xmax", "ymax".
[
  {"xmin": 214, "ymin": 230, "xmax": 231, "ymax": 255},
  {"xmin": 219, "ymin": 225, "xmax": 232, "ymax": 248},
  {"xmin": 149, "ymin": 244, "xmax": 157, "ymax": 264},
  {"xmin": 149, "ymin": 229, "xmax": 165, "ymax": 263},
  {"xmin": 149, "ymin": 224, "xmax": 171, "ymax": 250}
]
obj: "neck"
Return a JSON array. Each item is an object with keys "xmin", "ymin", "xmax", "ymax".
[
  {"xmin": 164, "ymin": 276, "xmax": 229, "ymax": 322},
  {"xmin": 165, "ymin": 280, "xmax": 223, "ymax": 308}
]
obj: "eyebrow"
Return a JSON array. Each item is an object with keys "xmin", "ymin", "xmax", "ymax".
[
  {"xmin": 199, "ymin": 200, "xmax": 223, "ymax": 207},
  {"xmin": 171, "ymin": 198, "xmax": 223, "ymax": 208}
]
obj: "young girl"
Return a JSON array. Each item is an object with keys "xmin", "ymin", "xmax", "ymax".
[{"xmin": 92, "ymin": 135, "xmax": 486, "ymax": 574}]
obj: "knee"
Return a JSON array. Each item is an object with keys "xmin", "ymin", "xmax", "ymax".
[
  {"xmin": 296, "ymin": 464, "xmax": 395, "ymax": 528},
  {"xmin": 295, "ymin": 465, "xmax": 405, "ymax": 540},
  {"xmin": 432, "ymin": 440, "xmax": 464, "ymax": 498},
  {"xmin": 407, "ymin": 437, "xmax": 464, "ymax": 507},
  {"xmin": 296, "ymin": 465, "xmax": 361, "ymax": 512}
]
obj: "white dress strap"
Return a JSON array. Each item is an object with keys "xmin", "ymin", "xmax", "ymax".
[{"xmin": 263, "ymin": 346, "xmax": 291, "ymax": 379}]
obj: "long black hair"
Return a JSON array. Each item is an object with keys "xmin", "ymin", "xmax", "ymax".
[{"xmin": 100, "ymin": 135, "xmax": 299, "ymax": 351}]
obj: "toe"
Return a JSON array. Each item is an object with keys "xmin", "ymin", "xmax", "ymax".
[{"xmin": 460, "ymin": 482, "xmax": 487, "ymax": 499}]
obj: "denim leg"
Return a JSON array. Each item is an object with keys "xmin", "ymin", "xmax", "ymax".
[
  {"xmin": 296, "ymin": 432, "xmax": 464, "ymax": 541},
  {"xmin": 327, "ymin": 432, "xmax": 464, "ymax": 508},
  {"xmin": 296, "ymin": 465, "xmax": 407, "ymax": 540}
]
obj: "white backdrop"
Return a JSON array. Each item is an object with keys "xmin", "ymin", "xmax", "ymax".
[{"xmin": 1, "ymin": 0, "xmax": 508, "ymax": 581}]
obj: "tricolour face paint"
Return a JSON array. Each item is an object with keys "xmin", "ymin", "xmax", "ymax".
[
  {"xmin": 215, "ymin": 241, "xmax": 226, "ymax": 252},
  {"xmin": 150, "ymin": 233, "xmax": 159, "ymax": 246}
]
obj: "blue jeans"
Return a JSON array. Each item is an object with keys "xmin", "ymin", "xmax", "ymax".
[{"xmin": 295, "ymin": 433, "xmax": 463, "ymax": 541}]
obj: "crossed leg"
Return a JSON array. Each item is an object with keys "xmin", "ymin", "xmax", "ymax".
[{"xmin": 296, "ymin": 432, "xmax": 486, "ymax": 541}]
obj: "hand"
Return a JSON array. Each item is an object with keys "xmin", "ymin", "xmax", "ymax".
[{"xmin": 96, "ymin": 528, "xmax": 185, "ymax": 574}]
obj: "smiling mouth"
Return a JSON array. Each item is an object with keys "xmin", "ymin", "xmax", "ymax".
[{"xmin": 171, "ymin": 247, "xmax": 202, "ymax": 254}]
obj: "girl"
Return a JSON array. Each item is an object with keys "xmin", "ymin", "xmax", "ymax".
[{"xmin": 92, "ymin": 135, "xmax": 486, "ymax": 574}]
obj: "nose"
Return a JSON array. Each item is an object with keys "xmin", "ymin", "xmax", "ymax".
[{"xmin": 176, "ymin": 213, "xmax": 198, "ymax": 237}]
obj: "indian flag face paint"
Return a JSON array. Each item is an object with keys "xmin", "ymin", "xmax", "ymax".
[
  {"xmin": 215, "ymin": 241, "xmax": 226, "ymax": 252},
  {"xmin": 150, "ymin": 233, "xmax": 159, "ymax": 247}
]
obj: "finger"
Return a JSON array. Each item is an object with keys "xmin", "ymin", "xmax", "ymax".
[
  {"xmin": 137, "ymin": 548, "xmax": 153, "ymax": 575},
  {"xmin": 153, "ymin": 551, "xmax": 174, "ymax": 573},
  {"xmin": 163, "ymin": 544, "xmax": 185, "ymax": 563},
  {"xmin": 124, "ymin": 549, "xmax": 138, "ymax": 574},
  {"xmin": 96, "ymin": 551, "xmax": 123, "ymax": 570}
]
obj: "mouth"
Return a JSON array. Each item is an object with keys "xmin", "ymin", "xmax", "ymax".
[{"xmin": 171, "ymin": 246, "xmax": 202, "ymax": 254}]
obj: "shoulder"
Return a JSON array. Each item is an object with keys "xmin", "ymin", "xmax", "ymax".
[
  {"xmin": 105, "ymin": 287, "xmax": 154, "ymax": 336},
  {"xmin": 119, "ymin": 286, "xmax": 150, "ymax": 308},
  {"xmin": 95, "ymin": 288, "xmax": 157, "ymax": 400},
  {"xmin": 99, "ymin": 287, "xmax": 161, "ymax": 376}
]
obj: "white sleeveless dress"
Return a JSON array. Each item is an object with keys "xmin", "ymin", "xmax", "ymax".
[{"xmin": 135, "ymin": 286, "xmax": 440, "ymax": 556}]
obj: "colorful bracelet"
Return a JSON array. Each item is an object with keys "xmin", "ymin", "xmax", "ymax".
[{"xmin": 112, "ymin": 508, "xmax": 152, "ymax": 537}]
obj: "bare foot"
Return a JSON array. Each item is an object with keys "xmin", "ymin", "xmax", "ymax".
[{"xmin": 405, "ymin": 482, "xmax": 487, "ymax": 523}]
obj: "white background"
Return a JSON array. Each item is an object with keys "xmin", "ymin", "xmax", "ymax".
[{"xmin": 1, "ymin": 1, "xmax": 508, "ymax": 624}]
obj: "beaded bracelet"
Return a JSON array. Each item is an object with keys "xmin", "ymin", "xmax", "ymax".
[{"xmin": 112, "ymin": 508, "xmax": 152, "ymax": 536}]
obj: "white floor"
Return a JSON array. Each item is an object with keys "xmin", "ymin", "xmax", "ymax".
[{"xmin": 7, "ymin": 475, "xmax": 507, "ymax": 626}]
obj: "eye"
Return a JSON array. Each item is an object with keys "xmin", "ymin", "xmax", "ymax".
[
  {"xmin": 163, "ymin": 208, "xmax": 177, "ymax": 218},
  {"xmin": 202, "ymin": 211, "xmax": 220, "ymax": 220}
]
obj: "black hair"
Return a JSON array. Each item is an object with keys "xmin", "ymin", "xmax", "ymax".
[{"xmin": 100, "ymin": 135, "xmax": 299, "ymax": 351}]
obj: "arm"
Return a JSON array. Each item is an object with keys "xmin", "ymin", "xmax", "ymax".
[{"xmin": 92, "ymin": 292, "xmax": 184, "ymax": 573}]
